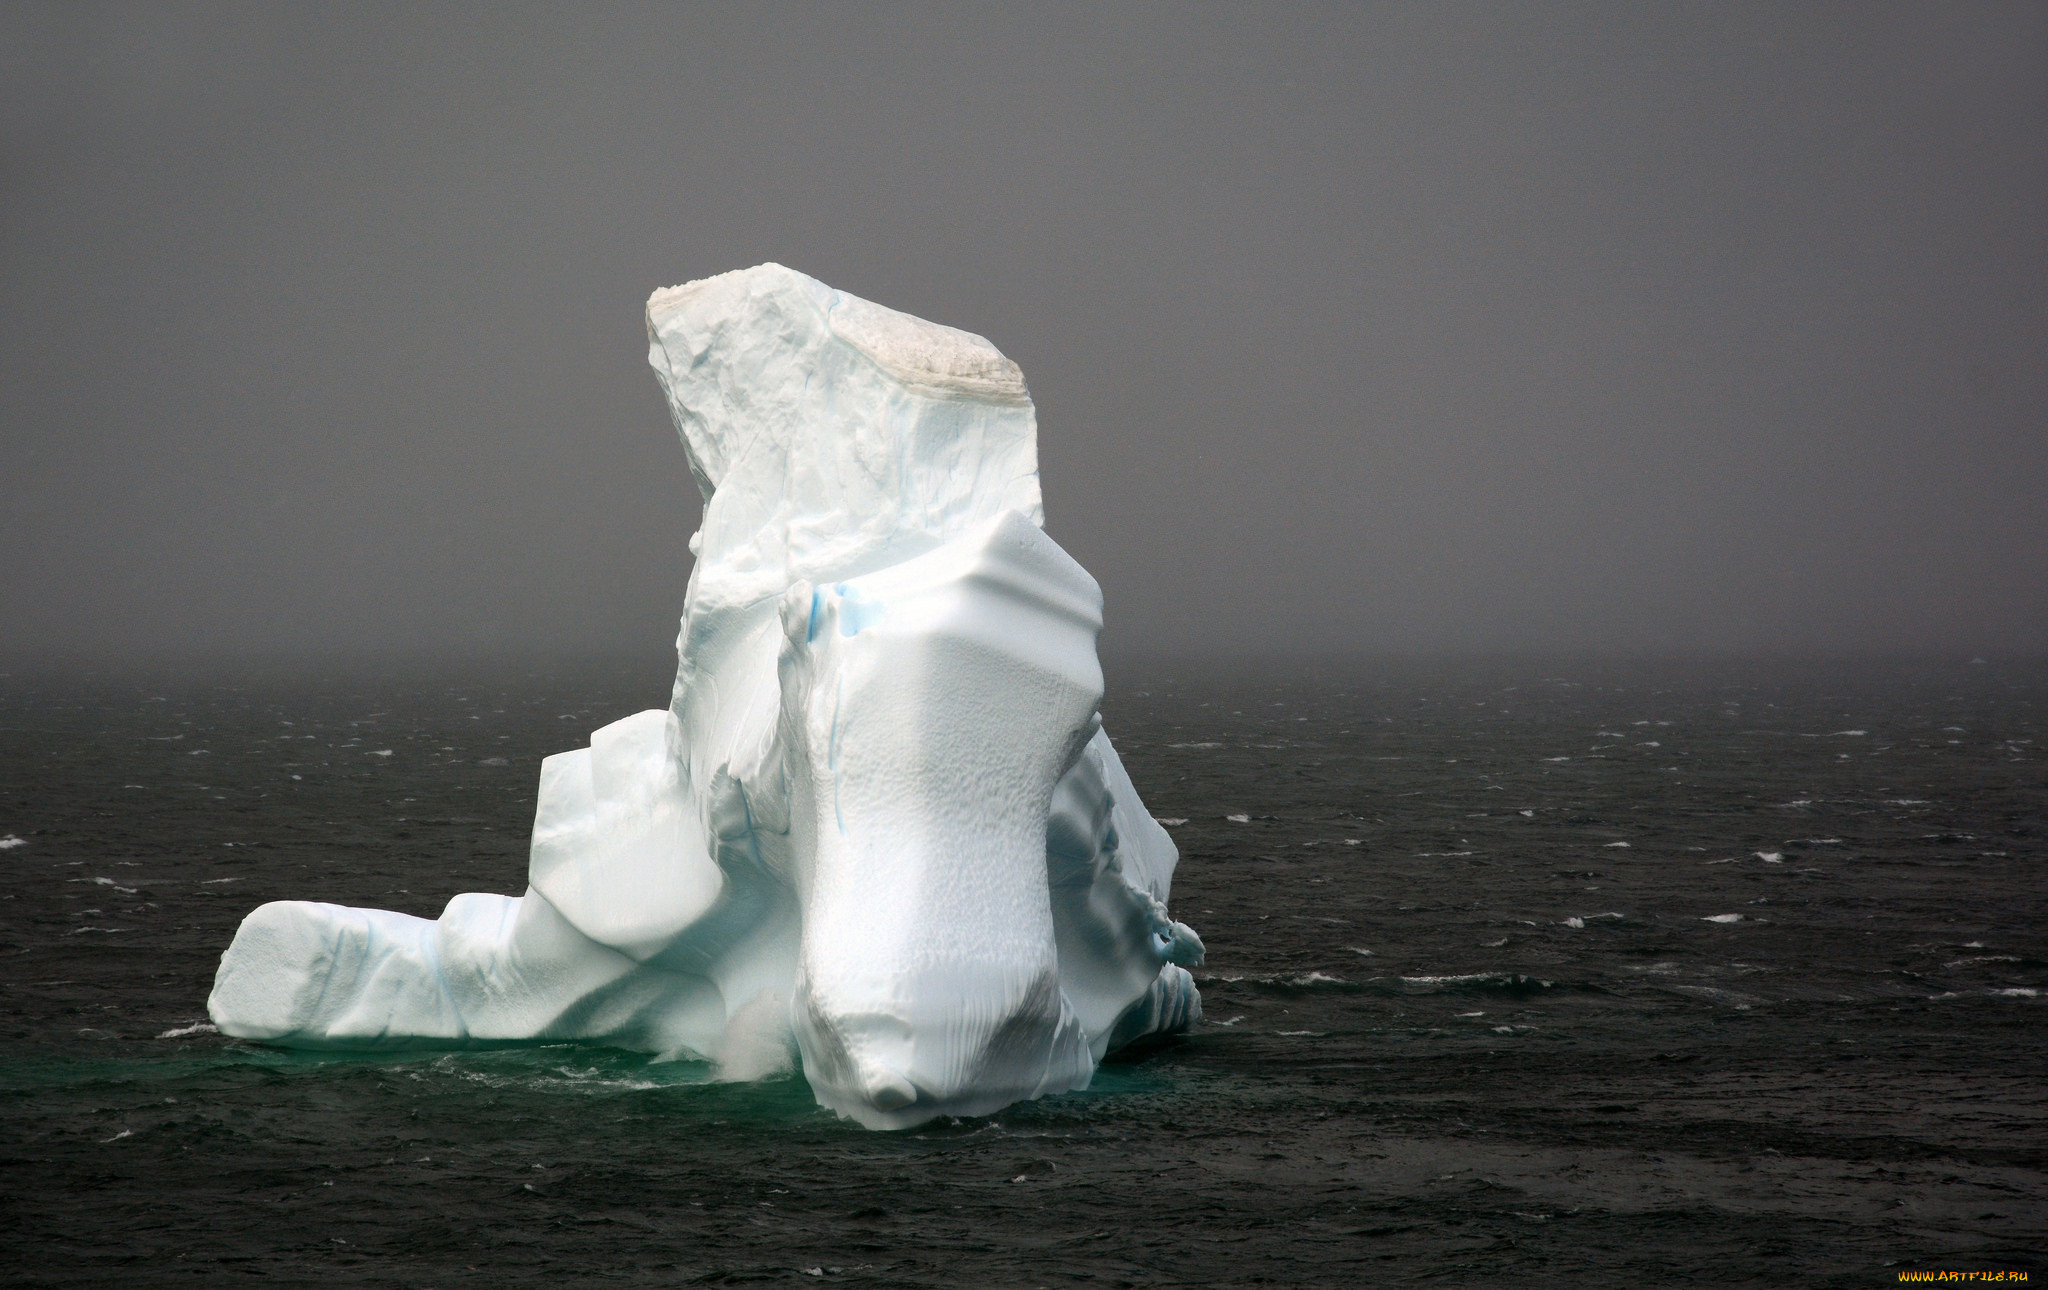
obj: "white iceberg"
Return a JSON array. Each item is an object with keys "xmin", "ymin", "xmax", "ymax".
[{"xmin": 208, "ymin": 264, "xmax": 1204, "ymax": 1128}]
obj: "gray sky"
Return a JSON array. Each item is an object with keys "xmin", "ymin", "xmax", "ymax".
[{"xmin": 4, "ymin": 2, "xmax": 2043, "ymax": 663}]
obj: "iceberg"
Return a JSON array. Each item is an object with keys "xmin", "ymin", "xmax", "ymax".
[{"xmin": 208, "ymin": 264, "xmax": 1204, "ymax": 1128}]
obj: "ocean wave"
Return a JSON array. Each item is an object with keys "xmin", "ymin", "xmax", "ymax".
[
  {"xmin": 1396, "ymin": 972, "xmax": 1582, "ymax": 998},
  {"xmin": 1664, "ymin": 984, "xmax": 1758, "ymax": 1009}
]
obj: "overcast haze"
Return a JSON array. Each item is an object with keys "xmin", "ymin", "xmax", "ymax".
[{"xmin": 3, "ymin": 2, "xmax": 2044, "ymax": 666}]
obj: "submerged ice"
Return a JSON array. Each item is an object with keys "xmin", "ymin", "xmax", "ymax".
[{"xmin": 208, "ymin": 264, "xmax": 1204, "ymax": 1127}]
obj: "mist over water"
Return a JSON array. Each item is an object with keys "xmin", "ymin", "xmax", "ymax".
[
  {"xmin": 6, "ymin": 8, "xmax": 2041, "ymax": 1277},
  {"xmin": 4, "ymin": 5, "xmax": 2045, "ymax": 664},
  {"xmin": 3, "ymin": 7, "xmax": 2041, "ymax": 1281},
  {"xmin": 2, "ymin": 656, "xmax": 2041, "ymax": 1285}
]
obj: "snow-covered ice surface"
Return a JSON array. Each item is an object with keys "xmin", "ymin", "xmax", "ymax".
[{"xmin": 206, "ymin": 265, "xmax": 1204, "ymax": 1128}]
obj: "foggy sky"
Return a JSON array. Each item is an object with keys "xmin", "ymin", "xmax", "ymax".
[{"xmin": 3, "ymin": 2, "xmax": 2044, "ymax": 664}]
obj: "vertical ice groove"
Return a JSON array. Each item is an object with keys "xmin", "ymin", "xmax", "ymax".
[{"xmin": 206, "ymin": 264, "xmax": 1202, "ymax": 1127}]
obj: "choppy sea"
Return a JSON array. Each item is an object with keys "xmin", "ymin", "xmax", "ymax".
[{"xmin": 1, "ymin": 656, "xmax": 2042, "ymax": 1286}]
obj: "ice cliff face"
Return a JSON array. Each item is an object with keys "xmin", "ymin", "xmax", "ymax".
[{"xmin": 207, "ymin": 264, "xmax": 1203, "ymax": 1128}]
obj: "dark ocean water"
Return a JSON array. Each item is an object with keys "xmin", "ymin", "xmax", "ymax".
[{"xmin": 1, "ymin": 657, "xmax": 2043, "ymax": 1287}]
